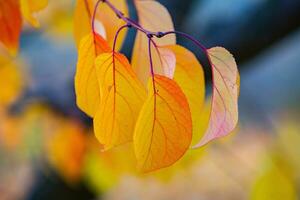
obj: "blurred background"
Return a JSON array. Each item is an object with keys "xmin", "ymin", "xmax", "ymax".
[{"xmin": 0, "ymin": 0, "xmax": 300, "ymax": 199}]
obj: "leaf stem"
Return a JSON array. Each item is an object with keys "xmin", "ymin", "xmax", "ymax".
[
  {"xmin": 112, "ymin": 24, "xmax": 130, "ymax": 53},
  {"xmin": 148, "ymin": 36, "xmax": 155, "ymax": 79},
  {"xmin": 148, "ymin": 36, "xmax": 157, "ymax": 95},
  {"xmin": 103, "ymin": 0, "xmax": 157, "ymax": 36},
  {"xmin": 96, "ymin": 0, "xmax": 213, "ymax": 83},
  {"xmin": 100, "ymin": 0, "xmax": 210, "ymax": 55},
  {"xmin": 92, "ymin": 0, "xmax": 103, "ymax": 35},
  {"xmin": 112, "ymin": 24, "xmax": 130, "ymax": 103},
  {"xmin": 98, "ymin": 0, "xmax": 210, "ymax": 55},
  {"xmin": 162, "ymin": 31, "xmax": 207, "ymax": 53},
  {"xmin": 83, "ymin": 0, "xmax": 92, "ymax": 20},
  {"xmin": 160, "ymin": 31, "xmax": 215, "ymax": 89}
]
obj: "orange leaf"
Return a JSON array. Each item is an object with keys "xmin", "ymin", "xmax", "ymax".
[
  {"xmin": 166, "ymin": 45, "xmax": 206, "ymax": 140},
  {"xmin": 193, "ymin": 47, "xmax": 239, "ymax": 148},
  {"xmin": 74, "ymin": 33, "xmax": 111, "ymax": 117},
  {"xmin": 47, "ymin": 121, "xmax": 87, "ymax": 183},
  {"xmin": 132, "ymin": 1, "xmax": 176, "ymax": 85},
  {"xmin": 93, "ymin": 52, "xmax": 146, "ymax": 150},
  {"xmin": 20, "ymin": 0, "xmax": 48, "ymax": 27},
  {"xmin": 134, "ymin": 75, "xmax": 192, "ymax": 172},
  {"xmin": 0, "ymin": 0, "xmax": 22, "ymax": 55}
]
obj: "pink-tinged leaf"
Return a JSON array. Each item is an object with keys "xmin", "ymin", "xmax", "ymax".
[
  {"xmin": 156, "ymin": 47, "xmax": 176, "ymax": 79},
  {"xmin": 145, "ymin": 45, "xmax": 177, "ymax": 80},
  {"xmin": 193, "ymin": 47, "xmax": 239, "ymax": 148}
]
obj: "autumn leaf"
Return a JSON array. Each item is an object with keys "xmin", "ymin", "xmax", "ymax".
[
  {"xmin": 73, "ymin": 0, "xmax": 96, "ymax": 47},
  {"xmin": 74, "ymin": 33, "xmax": 111, "ymax": 117},
  {"xmin": 155, "ymin": 46, "xmax": 177, "ymax": 79},
  {"xmin": 132, "ymin": 0, "xmax": 176, "ymax": 85},
  {"xmin": 133, "ymin": 0, "xmax": 175, "ymax": 45},
  {"xmin": 47, "ymin": 121, "xmax": 87, "ymax": 183},
  {"xmin": 193, "ymin": 47, "xmax": 239, "ymax": 148},
  {"xmin": 134, "ymin": 75, "xmax": 192, "ymax": 173},
  {"xmin": 166, "ymin": 45, "xmax": 205, "ymax": 139},
  {"xmin": 136, "ymin": 44, "xmax": 177, "ymax": 81},
  {"xmin": 93, "ymin": 52, "xmax": 146, "ymax": 150},
  {"xmin": 20, "ymin": 0, "xmax": 48, "ymax": 27},
  {"xmin": 0, "ymin": 0, "xmax": 22, "ymax": 55},
  {"xmin": 0, "ymin": 56, "xmax": 23, "ymax": 107},
  {"xmin": 73, "ymin": 0, "xmax": 128, "ymax": 49}
]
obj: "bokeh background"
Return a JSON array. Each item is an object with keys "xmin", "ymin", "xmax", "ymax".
[{"xmin": 1, "ymin": 0, "xmax": 300, "ymax": 199}]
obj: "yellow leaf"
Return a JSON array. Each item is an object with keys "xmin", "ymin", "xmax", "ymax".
[
  {"xmin": 132, "ymin": 1, "xmax": 176, "ymax": 85},
  {"xmin": 0, "ymin": 56, "xmax": 22, "ymax": 107},
  {"xmin": 93, "ymin": 52, "xmax": 146, "ymax": 150},
  {"xmin": 167, "ymin": 45, "xmax": 205, "ymax": 140},
  {"xmin": 73, "ymin": 0, "xmax": 94, "ymax": 48},
  {"xmin": 0, "ymin": 0, "xmax": 22, "ymax": 55},
  {"xmin": 73, "ymin": 0, "xmax": 128, "ymax": 49},
  {"xmin": 193, "ymin": 47, "xmax": 239, "ymax": 148},
  {"xmin": 134, "ymin": 75, "xmax": 192, "ymax": 173},
  {"xmin": 74, "ymin": 33, "xmax": 111, "ymax": 117},
  {"xmin": 46, "ymin": 6, "xmax": 73, "ymax": 36},
  {"xmin": 20, "ymin": 0, "xmax": 48, "ymax": 27}
]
